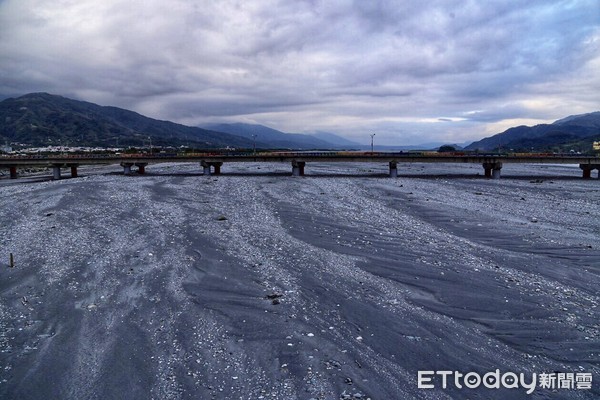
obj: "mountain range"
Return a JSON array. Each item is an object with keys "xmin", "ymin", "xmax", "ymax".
[
  {"xmin": 0, "ymin": 93, "xmax": 268, "ymax": 149},
  {"xmin": 1, "ymin": 93, "xmax": 598, "ymax": 152},
  {"xmin": 466, "ymin": 112, "xmax": 600, "ymax": 152},
  {"xmin": 199, "ymin": 123, "xmax": 358, "ymax": 149},
  {"xmin": 0, "ymin": 93, "xmax": 354, "ymax": 150}
]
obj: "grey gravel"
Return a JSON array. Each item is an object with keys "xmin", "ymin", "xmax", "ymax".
[{"xmin": 0, "ymin": 161, "xmax": 598, "ymax": 400}]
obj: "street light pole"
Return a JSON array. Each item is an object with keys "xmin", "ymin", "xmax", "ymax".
[{"xmin": 370, "ymin": 133, "xmax": 376, "ymax": 154}]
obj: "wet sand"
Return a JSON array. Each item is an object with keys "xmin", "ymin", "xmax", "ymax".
[{"xmin": 0, "ymin": 162, "xmax": 598, "ymax": 399}]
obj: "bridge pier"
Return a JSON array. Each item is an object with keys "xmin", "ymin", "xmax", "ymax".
[
  {"xmin": 389, "ymin": 161, "xmax": 398, "ymax": 178},
  {"xmin": 586, "ymin": 164, "xmax": 600, "ymax": 179},
  {"xmin": 483, "ymin": 164, "xmax": 492, "ymax": 178},
  {"xmin": 121, "ymin": 162, "xmax": 134, "ymax": 175},
  {"xmin": 482, "ymin": 162, "xmax": 502, "ymax": 179},
  {"xmin": 135, "ymin": 163, "xmax": 148, "ymax": 174},
  {"xmin": 492, "ymin": 166, "xmax": 502, "ymax": 180},
  {"xmin": 292, "ymin": 161, "xmax": 305, "ymax": 176},
  {"xmin": 51, "ymin": 164, "xmax": 63, "ymax": 180},
  {"xmin": 580, "ymin": 164, "xmax": 593, "ymax": 179},
  {"xmin": 201, "ymin": 161, "xmax": 223, "ymax": 176},
  {"xmin": 68, "ymin": 164, "xmax": 78, "ymax": 178},
  {"xmin": 9, "ymin": 166, "xmax": 17, "ymax": 179}
]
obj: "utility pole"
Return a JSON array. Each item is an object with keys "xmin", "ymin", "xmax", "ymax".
[
  {"xmin": 252, "ymin": 134, "xmax": 257, "ymax": 155},
  {"xmin": 370, "ymin": 133, "xmax": 376, "ymax": 154}
]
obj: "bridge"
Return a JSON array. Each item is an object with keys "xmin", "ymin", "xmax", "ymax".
[{"xmin": 1, "ymin": 152, "xmax": 600, "ymax": 180}]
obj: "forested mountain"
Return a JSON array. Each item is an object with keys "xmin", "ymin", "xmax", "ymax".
[
  {"xmin": 466, "ymin": 112, "xmax": 600, "ymax": 152},
  {"xmin": 0, "ymin": 93, "xmax": 262, "ymax": 148}
]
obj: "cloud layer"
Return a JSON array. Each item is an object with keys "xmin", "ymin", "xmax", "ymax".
[{"xmin": 1, "ymin": 0, "xmax": 599, "ymax": 144}]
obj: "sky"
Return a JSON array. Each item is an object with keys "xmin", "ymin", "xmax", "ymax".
[{"xmin": 0, "ymin": 0, "xmax": 599, "ymax": 145}]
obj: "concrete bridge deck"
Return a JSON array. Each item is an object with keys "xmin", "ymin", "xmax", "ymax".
[{"xmin": 1, "ymin": 152, "xmax": 599, "ymax": 180}]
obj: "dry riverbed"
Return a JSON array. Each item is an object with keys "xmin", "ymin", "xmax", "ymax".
[{"xmin": 0, "ymin": 162, "xmax": 598, "ymax": 399}]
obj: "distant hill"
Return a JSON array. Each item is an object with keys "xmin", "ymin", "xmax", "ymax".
[
  {"xmin": 311, "ymin": 131, "xmax": 361, "ymax": 147},
  {"xmin": 466, "ymin": 112, "xmax": 600, "ymax": 152},
  {"xmin": 553, "ymin": 112, "xmax": 600, "ymax": 128},
  {"xmin": 0, "ymin": 93, "xmax": 262, "ymax": 148},
  {"xmin": 200, "ymin": 123, "xmax": 343, "ymax": 149}
]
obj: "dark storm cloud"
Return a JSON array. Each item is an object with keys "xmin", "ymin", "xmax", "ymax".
[{"xmin": 0, "ymin": 0, "xmax": 598, "ymax": 144}]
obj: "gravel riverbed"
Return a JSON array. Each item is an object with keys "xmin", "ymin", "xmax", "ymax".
[{"xmin": 0, "ymin": 162, "xmax": 598, "ymax": 399}]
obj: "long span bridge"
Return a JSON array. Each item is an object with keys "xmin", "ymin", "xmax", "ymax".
[{"xmin": 1, "ymin": 152, "xmax": 600, "ymax": 180}]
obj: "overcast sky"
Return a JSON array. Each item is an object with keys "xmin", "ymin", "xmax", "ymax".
[{"xmin": 1, "ymin": 0, "xmax": 599, "ymax": 145}]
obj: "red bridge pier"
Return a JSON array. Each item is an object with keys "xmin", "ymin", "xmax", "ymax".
[
  {"xmin": 580, "ymin": 164, "xmax": 600, "ymax": 179},
  {"xmin": 9, "ymin": 166, "xmax": 18, "ymax": 179},
  {"xmin": 135, "ymin": 163, "xmax": 148, "ymax": 174},
  {"xmin": 68, "ymin": 164, "xmax": 78, "ymax": 178}
]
